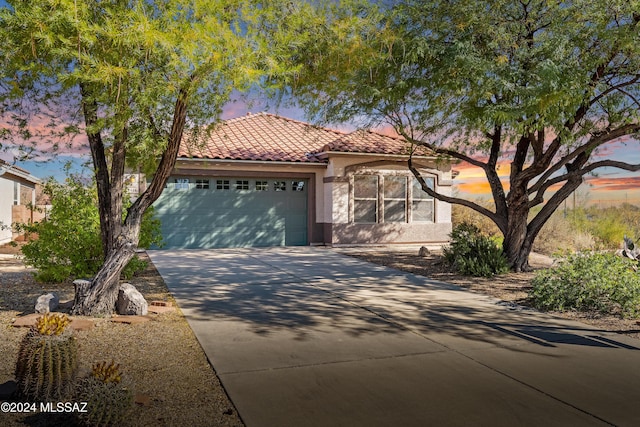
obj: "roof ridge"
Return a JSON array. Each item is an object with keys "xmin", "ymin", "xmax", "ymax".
[{"xmin": 223, "ymin": 112, "xmax": 349, "ymax": 138}]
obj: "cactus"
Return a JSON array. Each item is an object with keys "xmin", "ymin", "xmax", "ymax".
[
  {"xmin": 76, "ymin": 361, "xmax": 133, "ymax": 427},
  {"xmin": 15, "ymin": 313, "xmax": 78, "ymax": 401}
]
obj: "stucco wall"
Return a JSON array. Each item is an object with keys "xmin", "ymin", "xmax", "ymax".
[
  {"xmin": 322, "ymin": 154, "xmax": 453, "ymax": 246},
  {"xmin": 0, "ymin": 178, "xmax": 13, "ymax": 244}
]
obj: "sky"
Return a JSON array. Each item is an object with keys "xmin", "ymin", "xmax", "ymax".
[{"xmin": 2, "ymin": 94, "xmax": 639, "ymax": 207}]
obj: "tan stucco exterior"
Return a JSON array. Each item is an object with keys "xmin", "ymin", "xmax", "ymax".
[{"xmin": 168, "ymin": 150, "xmax": 452, "ymax": 247}]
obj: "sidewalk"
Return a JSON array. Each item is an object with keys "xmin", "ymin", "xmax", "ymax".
[{"xmin": 148, "ymin": 247, "xmax": 640, "ymax": 426}]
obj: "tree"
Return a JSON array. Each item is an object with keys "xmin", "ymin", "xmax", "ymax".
[
  {"xmin": 289, "ymin": 0, "xmax": 640, "ymax": 271},
  {"xmin": 0, "ymin": 0, "xmax": 302, "ymax": 314}
]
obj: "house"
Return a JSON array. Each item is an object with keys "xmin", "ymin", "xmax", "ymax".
[
  {"xmin": 0, "ymin": 160, "xmax": 41, "ymax": 245},
  {"xmin": 152, "ymin": 113, "xmax": 454, "ymax": 249}
]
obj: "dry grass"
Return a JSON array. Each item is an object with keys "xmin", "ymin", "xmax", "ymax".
[{"xmin": 0, "ymin": 250, "xmax": 243, "ymax": 427}]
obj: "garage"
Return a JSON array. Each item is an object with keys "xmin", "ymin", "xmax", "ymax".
[{"xmin": 154, "ymin": 176, "xmax": 308, "ymax": 249}]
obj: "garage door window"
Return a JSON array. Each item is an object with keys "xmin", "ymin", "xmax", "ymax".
[
  {"xmin": 195, "ymin": 179, "xmax": 209, "ymax": 189},
  {"xmin": 274, "ymin": 181, "xmax": 286, "ymax": 191},
  {"xmin": 256, "ymin": 181, "xmax": 268, "ymax": 191},
  {"xmin": 292, "ymin": 181, "xmax": 305, "ymax": 192},
  {"xmin": 175, "ymin": 178, "xmax": 189, "ymax": 190},
  {"xmin": 216, "ymin": 180, "xmax": 230, "ymax": 190},
  {"xmin": 236, "ymin": 180, "xmax": 249, "ymax": 190}
]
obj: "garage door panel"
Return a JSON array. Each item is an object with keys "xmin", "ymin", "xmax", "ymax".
[{"xmin": 154, "ymin": 177, "xmax": 308, "ymax": 249}]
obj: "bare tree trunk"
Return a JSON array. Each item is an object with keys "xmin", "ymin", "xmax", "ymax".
[
  {"xmin": 72, "ymin": 86, "xmax": 190, "ymax": 316},
  {"xmin": 71, "ymin": 232, "xmax": 137, "ymax": 316}
]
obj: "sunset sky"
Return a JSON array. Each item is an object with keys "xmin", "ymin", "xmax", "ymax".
[{"xmin": 2, "ymin": 96, "xmax": 639, "ymax": 208}]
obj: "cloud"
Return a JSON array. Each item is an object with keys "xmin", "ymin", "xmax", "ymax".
[{"xmin": 588, "ymin": 176, "xmax": 640, "ymax": 192}]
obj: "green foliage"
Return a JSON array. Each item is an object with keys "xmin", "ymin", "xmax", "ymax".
[
  {"xmin": 530, "ymin": 252, "xmax": 640, "ymax": 318},
  {"xmin": 19, "ymin": 177, "xmax": 162, "ymax": 283},
  {"xmin": 15, "ymin": 320, "xmax": 78, "ymax": 402},
  {"xmin": 444, "ymin": 223, "xmax": 510, "ymax": 277},
  {"xmin": 568, "ymin": 204, "xmax": 640, "ymax": 248}
]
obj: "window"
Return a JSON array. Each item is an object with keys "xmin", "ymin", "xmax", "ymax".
[
  {"xmin": 274, "ymin": 181, "xmax": 286, "ymax": 191},
  {"xmin": 195, "ymin": 179, "xmax": 209, "ymax": 189},
  {"xmin": 384, "ymin": 176, "xmax": 406, "ymax": 222},
  {"xmin": 216, "ymin": 180, "xmax": 230, "ymax": 190},
  {"xmin": 236, "ymin": 180, "xmax": 249, "ymax": 190},
  {"xmin": 354, "ymin": 175, "xmax": 378, "ymax": 223},
  {"xmin": 175, "ymin": 178, "xmax": 189, "ymax": 190},
  {"xmin": 291, "ymin": 181, "xmax": 305, "ymax": 192},
  {"xmin": 412, "ymin": 177, "xmax": 435, "ymax": 222},
  {"xmin": 13, "ymin": 182, "xmax": 19, "ymax": 205},
  {"xmin": 255, "ymin": 181, "xmax": 268, "ymax": 191}
]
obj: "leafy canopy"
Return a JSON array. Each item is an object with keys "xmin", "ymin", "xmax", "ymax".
[{"xmin": 0, "ymin": 0, "xmax": 303, "ymax": 170}]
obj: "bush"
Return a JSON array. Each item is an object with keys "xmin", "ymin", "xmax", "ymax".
[
  {"xmin": 444, "ymin": 222, "xmax": 510, "ymax": 277},
  {"xmin": 19, "ymin": 177, "xmax": 162, "ymax": 283},
  {"xmin": 529, "ymin": 252, "xmax": 640, "ymax": 318}
]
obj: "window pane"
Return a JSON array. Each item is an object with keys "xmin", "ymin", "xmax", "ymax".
[
  {"xmin": 354, "ymin": 200, "xmax": 377, "ymax": 223},
  {"xmin": 384, "ymin": 200, "xmax": 406, "ymax": 222},
  {"xmin": 412, "ymin": 200, "xmax": 434, "ymax": 222},
  {"xmin": 236, "ymin": 180, "xmax": 249, "ymax": 190},
  {"xmin": 175, "ymin": 178, "xmax": 189, "ymax": 190},
  {"xmin": 216, "ymin": 180, "xmax": 230, "ymax": 190},
  {"xmin": 274, "ymin": 181, "xmax": 286, "ymax": 191},
  {"xmin": 354, "ymin": 175, "xmax": 377, "ymax": 199},
  {"xmin": 195, "ymin": 179, "xmax": 209, "ymax": 189},
  {"xmin": 384, "ymin": 176, "xmax": 406, "ymax": 199},
  {"xmin": 255, "ymin": 181, "xmax": 268, "ymax": 191},
  {"xmin": 291, "ymin": 181, "xmax": 305, "ymax": 192},
  {"xmin": 412, "ymin": 177, "xmax": 434, "ymax": 200}
]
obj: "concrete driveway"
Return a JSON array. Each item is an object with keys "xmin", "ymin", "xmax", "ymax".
[{"xmin": 148, "ymin": 247, "xmax": 640, "ymax": 427}]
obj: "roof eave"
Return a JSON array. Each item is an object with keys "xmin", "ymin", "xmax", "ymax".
[
  {"xmin": 175, "ymin": 157, "xmax": 328, "ymax": 168},
  {"xmin": 0, "ymin": 165, "xmax": 41, "ymax": 185},
  {"xmin": 316, "ymin": 151, "xmax": 438, "ymax": 161}
]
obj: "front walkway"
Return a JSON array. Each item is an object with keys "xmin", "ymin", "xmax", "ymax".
[{"xmin": 148, "ymin": 247, "xmax": 640, "ymax": 427}]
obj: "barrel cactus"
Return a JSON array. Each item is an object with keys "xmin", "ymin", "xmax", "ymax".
[
  {"xmin": 76, "ymin": 361, "xmax": 133, "ymax": 427},
  {"xmin": 15, "ymin": 313, "xmax": 78, "ymax": 401}
]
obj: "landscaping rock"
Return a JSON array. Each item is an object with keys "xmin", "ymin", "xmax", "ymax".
[
  {"xmin": 418, "ymin": 246, "xmax": 431, "ymax": 257},
  {"xmin": 12, "ymin": 313, "xmax": 41, "ymax": 328},
  {"xmin": 110, "ymin": 315, "xmax": 150, "ymax": 325},
  {"xmin": 116, "ymin": 283, "xmax": 148, "ymax": 316},
  {"xmin": 35, "ymin": 292, "xmax": 59, "ymax": 314}
]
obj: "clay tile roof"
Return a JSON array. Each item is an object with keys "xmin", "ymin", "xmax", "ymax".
[
  {"xmin": 179, "ymin": 112, "xmax": 434, "ymax": 162},
  {"xmin": 179, "ymin": 113, "xmax": 344, "ymax": 163},
  {"xmin": 321, "ymin": 130, "xmax": 432, "ymax": 156}
]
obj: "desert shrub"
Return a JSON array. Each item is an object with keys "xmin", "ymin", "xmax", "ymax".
[
  {"xmin": 19, "ymin": 177, "xmax": 162, "ymax": 283},
  {"xmin": 529, "ymin": 252, "xmax": 640, "ymax": 318},
  {"xmin": 444, "ymin": 222, "xmax": 510, "ymax": 277},
  {"xmin": 533, "ymin": 211, "xmax": 596, "ymax": 255}
]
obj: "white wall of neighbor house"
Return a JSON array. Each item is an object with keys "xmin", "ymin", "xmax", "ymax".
[{"xmin": 0, "ymin": 177, "xmax": 14, "ymax": 244}]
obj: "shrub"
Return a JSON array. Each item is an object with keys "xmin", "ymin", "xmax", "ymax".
[
  {"xmin": 444, "ymin": 222, "xmax": 510, "ymax": 277},
  {"xmin": 529, "ymin": 252, "xmax": 640, "ymax": 318},
  {"xmin": 18, "ymin": 176, "xmax": 162, "ymax": 283}
]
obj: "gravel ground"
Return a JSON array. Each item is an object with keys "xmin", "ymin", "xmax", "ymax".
[
  {"xmin": 0, "ymin": 249, "xmax": 243, "ymax": 427},
  {"xmin": 344, "ymin": 249, "xmax": 640, "ymax": 340}
]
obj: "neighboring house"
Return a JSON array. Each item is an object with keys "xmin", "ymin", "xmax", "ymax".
[
  {"xmin": 152, "ymin": 113, "xmax": 454, "ymax": 249},
  {"xmin": 0, "ymin": 160, "xmax": 41, "ymax": 245}
]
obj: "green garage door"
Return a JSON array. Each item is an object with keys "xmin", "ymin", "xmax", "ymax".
[{"xmin": 153, "ymin": 177, "xmax": 308, "ymax": 249}]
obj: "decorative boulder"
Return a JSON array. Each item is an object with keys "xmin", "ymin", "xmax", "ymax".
[
  {"xmin": 418, "ymin": 246, "xmax": 431, "ymax": 257},
  {"xmin": 116, "ymin": 283, "xmax": 148, "ymax": 316},
  {"xmin": 35, "ymin": 292, "xmax": 59, "ymax": 314}
]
